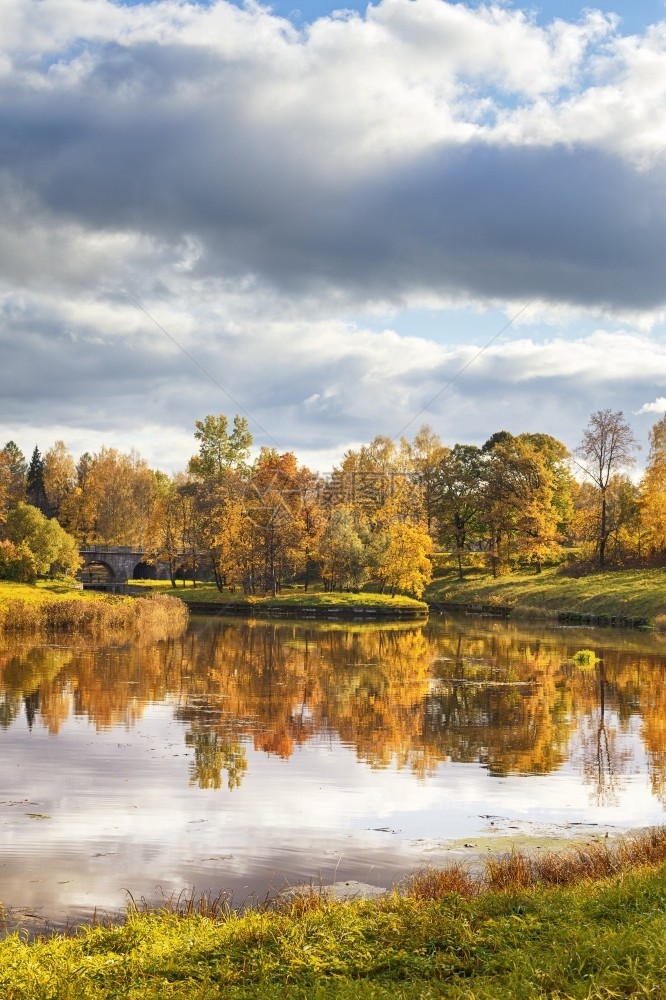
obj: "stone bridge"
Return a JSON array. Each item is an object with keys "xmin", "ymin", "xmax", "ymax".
[{"xmin": 78, "ymin": 547, "xmax": 168, "ymax": 585}]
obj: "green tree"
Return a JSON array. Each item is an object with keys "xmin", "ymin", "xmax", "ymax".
[
  {"xmin": 319, "ymin": 507, "xmax": 368, "ymax": 591},
  {"xmin": 5, "ymin": 502, "xmax": 80, "ymax": 577},
  {"xmin": 435, "ymin": 444, "xmax": 485, "ymax": 580},
  {"xmin": 0, "ymin": 540, "xmax": 38, "ymax": 583},
  {"xmin": 483, "ymin": 434, "xmax": 569, "ymax": 574},
  {"xmin": 26, "ymin": 446, "xmax": 48, "ymax": 514},
  {"xmin": 188, "ymin": 414, "xmax": 252, "ymax": 480}
]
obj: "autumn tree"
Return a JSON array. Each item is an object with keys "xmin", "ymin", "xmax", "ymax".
[
  {"xmin": 573, "ymin": 475, "xmax": 641, "ymax": 567},
  {"xmin": 60, "ymin": 447, "xmax": 156, "ymax": 546},
  {"xmin": 289, "ymin": 463, "xmax": 326, "ymax": 591},
  {"xmin": 43, "ymin": 441, "xmax": 77, "ymax": 519},
  {"xmin": 243, "ymin": 450, "xmax": 308, "ymax": 596},
  {"xmin": 329, "ymin": 436, "xmax": 404, "ymax": 523},
  {"xmin": 0, "ymin": 441, "xmax": 26, "ymax": 519},
  {"xmin": 481, "ymin": 432, "xmax": 572, "ymax": 574},
  {"xmin": 381, "ymin": 520, "xmax": 433, "ymax": 597},
  {"xmin": 403, "ymin": 425, "xmax": 449, "ymax": 535},
  {"xmin": 639, "ymin": 414, "xmax": 666, "ymax": 561},
  {"xmin": 200, "ymin": 470, "xmax": 252, "ymax": 592},
  {"xmin": 575, "ymin": 410, "xmax": 638, "ymax": 569},
  {"xmin": 145, "ymin": 472, "xmax": 186, "ymax": 586}
]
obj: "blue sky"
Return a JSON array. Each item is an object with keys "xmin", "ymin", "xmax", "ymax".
[
  {"xmin": 269, "ymin": 0, "xmax": 666, "ymax": 35},
  {"xmin": 2, "ymin": 0, "xmax": 666, "ymax": 472}
]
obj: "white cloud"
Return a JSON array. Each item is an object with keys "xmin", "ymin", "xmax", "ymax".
[{"xmin": 636, "ymin": 396, "xmax": 666, "ymax": 414}]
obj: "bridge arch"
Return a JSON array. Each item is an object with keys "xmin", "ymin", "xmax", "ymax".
[
  {"xmin": 79, "ymin": 560, "xmax": 115, "ymax": 585},
  {"xmin": 132, "ymin": 561, "xmax": 158, "ymax": 580},
  {"xmin": 78, "ymin": 547, "xmax": 173, "ymax": 585}
]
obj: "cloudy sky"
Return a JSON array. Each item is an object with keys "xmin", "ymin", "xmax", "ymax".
[{"xmin": 2, "ymin": 0, "xmax": 666, "ymax": 474}]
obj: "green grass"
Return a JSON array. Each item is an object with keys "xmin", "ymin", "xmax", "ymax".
[
  {"xmin": 4, "ymin": 843, "xmax": 666, "ymax": 999},
  {"xmin": 136, "ymin": 582, "xmax": 428, "ymax": 613},
  {"xmin": 0, "ymin": 579, "xmax": 96, "ymax": 610},
  {"xmin": 426, "ymin": 565, "xmax": 666, "ymax": 622}
]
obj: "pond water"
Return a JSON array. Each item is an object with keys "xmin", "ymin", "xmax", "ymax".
[{"xmin": 2, "ymin": 614, "xmax": 666, "ymax": 930}]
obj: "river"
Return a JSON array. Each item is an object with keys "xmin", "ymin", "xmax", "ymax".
[{"xmin": 1, "ymin": 614, "xmax": 665, "ymax": 930}]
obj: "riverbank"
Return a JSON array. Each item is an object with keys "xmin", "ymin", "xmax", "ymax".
[
  {"xmin": 425, "ymin": 565, "xmax": 666, "ymax": 624},
  {"xmin": 3, "ymin": 828, "xmax": 666, "ymax": 998},
  {"xmin": 137, "ymin": 584, "xmax": 429, "ymax": 619}
]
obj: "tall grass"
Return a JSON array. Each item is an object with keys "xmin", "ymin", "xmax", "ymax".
[
  {"xmin": 0, "ymin": 591, "xmax": 188, "ymax": 638},
  {"xmin": 406, "ymin": 825, "xmax": 666, "ymax": 898}
]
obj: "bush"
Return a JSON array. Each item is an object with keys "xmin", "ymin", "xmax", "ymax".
[
  {"xmin": 0, "ymin": 540, "xmax": 38, "ymax": 583},
  {"xmin": 5, "ymin": 502, "xmax": 81, "ymax": 578}
]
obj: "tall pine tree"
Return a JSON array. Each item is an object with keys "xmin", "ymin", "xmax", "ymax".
[{"xmin": 26, "ymin": 446, "xmax": 48, "ymax": 514}]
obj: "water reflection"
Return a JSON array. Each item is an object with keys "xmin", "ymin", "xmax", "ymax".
[
  {"xmin": 3, "ymin": 620, "xmax": 666, "ymax": 790},
  {"xmin": 2, "ymin": 616, "xmax": 666, "ymax": 927}
]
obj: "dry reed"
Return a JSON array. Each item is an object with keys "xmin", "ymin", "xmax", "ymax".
[
  {"xmin": 0, "ymin": 592, "xmax": 188, "ymax": 638},
  {"xmin": 405, "ymin": 826, "xmax": 666, "ymax": 900}
]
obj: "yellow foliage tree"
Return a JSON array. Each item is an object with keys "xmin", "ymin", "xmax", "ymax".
[
  {"xmin": 381, "ymin": 520, "xmax": 433, "ymax": 598},
  {"xmin": 640, "ymin": 414, "xmax": 666, "ymax": 560}
]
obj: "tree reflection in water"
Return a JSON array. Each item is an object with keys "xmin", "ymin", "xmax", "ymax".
[{"xmin": 0, "ymin": 617, "xmax": 666, "ymax": 797}]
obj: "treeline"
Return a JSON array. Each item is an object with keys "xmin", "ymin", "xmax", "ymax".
[{"xmin": 0, "ymin": 406, "xmax": 663, "ymax": 592}]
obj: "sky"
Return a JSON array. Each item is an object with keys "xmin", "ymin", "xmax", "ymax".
[{"xmin": 2, "ymin": 0, "xmax": 666, "ymax": 475}]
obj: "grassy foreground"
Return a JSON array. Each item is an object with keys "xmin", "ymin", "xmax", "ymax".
[
  {"xmin": 426, "ymin": 565, "xmax": 666, "ymax": 622},
  {"xmin": 4, "ymin": 832, "xmax": 666, "ymax": 999}
]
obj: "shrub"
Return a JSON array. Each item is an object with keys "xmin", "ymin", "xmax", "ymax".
[{"xmin": 0, "ymin": 540, "xmax": 38, "ymax": 583}]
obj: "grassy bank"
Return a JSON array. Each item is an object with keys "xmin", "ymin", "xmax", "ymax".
[
  {"xmin": 135, "ymin": 582, "xmax": 428, "ymax": 616},
  {"xmin": 426, "ymin": 565, "xmax": 666, "ymax": 622},
  {"xmin": 3, "ymin": 831, "xmax": 666, "ymax": 999},
  {"xmin": 0, "ymin": 581, "xmax": 188, "ymax": 636}
]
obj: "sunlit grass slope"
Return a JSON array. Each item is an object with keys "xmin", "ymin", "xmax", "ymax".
[{"xmin": 426, "ymin": 565, "xmax": 666, "ymax": 621}]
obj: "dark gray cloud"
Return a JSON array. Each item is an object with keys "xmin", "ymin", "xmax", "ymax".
[
  {"xmin": 3, "ymin": 95, "xmax": 666, "ymax": 311},
  {"xmin": 1, "ymin": 25, "xmax": 665, "ymax": 312}
]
